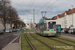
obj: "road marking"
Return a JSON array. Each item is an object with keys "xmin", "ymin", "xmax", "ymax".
[
  {"xmin": 19, "ymin": 34, "xmax": 21, "ymax": 50},
  {"xmin": 2, "ymin": 34, "xmax": 21, "ymax": 50},
  {"xmin": 9, "ymin": 35, "xmax": 19, "ymax": 44}
]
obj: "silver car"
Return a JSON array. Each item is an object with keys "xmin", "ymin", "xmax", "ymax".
[
  {"xmin": 0, "ymin": 30, "xmax": 4, "ymax": 34},
  {"xmin": 68, "ymin": 28, "xmax": 75, "ymax": 34},
  {"xmin": 5, "ymin": 29, "xmax": 12, "ymax": 33}
]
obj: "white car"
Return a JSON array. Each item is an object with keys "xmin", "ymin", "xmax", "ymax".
[
  {"xmin": 5, "ymin": 29, "xmax": 12, "ymax": 33},
  {"xmin": 68, "ymin": 28, "xmax": 75, "ymax": 34}
]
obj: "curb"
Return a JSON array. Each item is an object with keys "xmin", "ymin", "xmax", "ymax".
[
  {"xmin": 2, "ymin": 35, "xmax": 20, "ymax": 50},
  {"xmin": 19, "ymin": 34, "xmax": 22, "ymax": 50}
]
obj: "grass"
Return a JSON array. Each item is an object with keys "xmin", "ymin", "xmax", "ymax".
[
  {"xmin": 4, "ymin": 32, "xmax": 8, "ymax": 34},
  {"xmin": 26, "ymin": 33, "xmax": 51, "ymax": 50},
  {"xmin": 26, "ymin": 30, "xmax": 35, "ymax": 32},
  {"xmin": 21, "ymin": 33, "xmax": 31, "ymax": 50},
  {"xmin": 51, "ymin": 37, "xmax": 75, "ymax": 45},
  {"xmin": 31, "ymin": 33, "xmax": 75, "ymax": 50}
]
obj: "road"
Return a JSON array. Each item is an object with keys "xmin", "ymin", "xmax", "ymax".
[
  {"xmin": 58, "ymin": 33, "xmax": 75, "ymax": 40},
  {"xmin": 0, "ymin": 32, "xmax": 21, "ymax": 50}
]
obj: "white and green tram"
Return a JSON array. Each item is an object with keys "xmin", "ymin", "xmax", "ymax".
[{"xmin": 36, "ymin": 19, "xmax": 56, "ymax": 36}]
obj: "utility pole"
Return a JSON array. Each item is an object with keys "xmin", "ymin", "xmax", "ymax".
[
  {"xmin": 33, "ymin": 9, "xmax": 35, "ymax": 23},
  {"xmin": 29, "ymin": 19, "xmax": 32, "ymax": 30},
  {"xmin": 33, "ymin": 9, "xmax": 35, "ymax": 29}
]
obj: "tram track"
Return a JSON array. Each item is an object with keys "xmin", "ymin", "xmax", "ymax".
[
  {"xmin": 48, "ymin": 37, "xmax": 75, "ymax": 47},
  {"xmin": 29, "ymin": 33, "xmax": 55, "ymax": 50},
  {"xmin": 56, "ymin": 37, "xmax": 75, "ymax": 43},
  {"xmin": 25, "ymin": 33, "xmax": 36, "ymax": 50},
  {"xmin": 29, "ymin": 33, "xmax": 75, "ymax": 50}
]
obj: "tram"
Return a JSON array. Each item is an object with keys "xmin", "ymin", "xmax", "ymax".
[{"xmin": 36, "ymin": 19, "xmax": 56, "ymax": 36}]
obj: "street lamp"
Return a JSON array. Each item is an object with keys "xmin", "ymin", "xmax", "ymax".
[{"xmin": 71, "ymin": 5, "xmax": 73, "ymax": 27}]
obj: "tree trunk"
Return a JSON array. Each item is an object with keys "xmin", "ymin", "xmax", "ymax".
[{"xmin": 4, "ymin": 23, "xmax": 6, "ymax": 31}]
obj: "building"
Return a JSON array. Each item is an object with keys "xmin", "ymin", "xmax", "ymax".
[
  {"xmin": 54, "ymin": 8, "xmax": 75, "ymax": 29},
  {"xmin": 26, "ymin": 24, "xmax": 31, "ymax": 29},
  {"xmin": 25, "ymin": 23, "xmax": 36, "ymax": 29},
  {"xmin": 0, "ymin": 14, "xmax": 12, "ymax": 30}
]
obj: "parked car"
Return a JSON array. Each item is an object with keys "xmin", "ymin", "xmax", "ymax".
[
  {"xmin": 5, "ymin": 29, "xmax": 12, "ymax": 33},
  {"xmin": 0, "ymin": 30, "xmax": 4, "ymax": 35},
  {"xmin": 68, "ymin": 28, "xmax": 75, "ymax": 34},
  {"xmin": 9, "ymin": 29, "xmax": 12, "ymax": 32},
  {"xmin": 64, "ymin": 28, "xmax": 70, "ymax": 33},
  {"xmin": 16, "ymin": 29, "xmax": 20, "ymax": 31},
  {"xmin": 12, "ymin": 29, "xmax": 17, "ymax": 32}
]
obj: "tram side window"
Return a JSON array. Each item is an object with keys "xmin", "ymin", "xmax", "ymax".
[
  {"xmin": 48, "ymin": 22, "xmax": 56, "ymax": 29},
  {"xmin": 40, "ymin": 24, "xmax": 43, "ymax": 29},
  {"xmin": 45, "ymin": 23, "xmax": 47, "ymax": 30}
]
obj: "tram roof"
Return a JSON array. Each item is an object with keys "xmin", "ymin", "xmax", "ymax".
[
  {"xmin": 36, "ymin": 19, "xmax": 44, "ymax": 25},
  {"xmin": 36, "ymin": 19, "xmax": 56, "ymax": 25}
]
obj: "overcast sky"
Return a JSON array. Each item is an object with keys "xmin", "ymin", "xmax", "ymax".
[{"xmin": 11, "ymin": 0, "xmax": 75, "ymax": 24}]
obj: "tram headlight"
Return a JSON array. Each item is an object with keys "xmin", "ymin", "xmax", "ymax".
[{"xmin": 50, "ymin": 22, "xmax": 52, "ymax": 24}]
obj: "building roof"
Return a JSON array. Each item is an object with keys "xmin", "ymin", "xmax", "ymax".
[
  {"xmin": 60, "ymin": 12, "xmax": 65, "ymax": 17},
  {"xmin": 65, "ymin": 8, "xmax": 75, "ymax": 15},
  {"xmin": 54, "ymin": 8, "xmax": 75, "ymax": 20},
  {"xmin": 54, "ymin": 16, "xmax": 57, "ymax": 20},
  {"xmin": 57, "ymin": 14, "xmax": 61, "ymax": 18}
]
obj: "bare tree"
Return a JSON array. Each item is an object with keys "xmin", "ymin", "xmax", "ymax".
[
  {"xmin": 0, "ymin": 0, "xmax": 11, "ymax": 31},
  {"xmin": 7, "ymin": 6, "xmax": 20, "ymax": 29},
  {"xmin": 0, "ymin": 0, "xmax": 25, "ymax": 30}
]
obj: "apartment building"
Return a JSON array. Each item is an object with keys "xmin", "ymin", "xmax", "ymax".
[{"xmin": 54, "ymin": 8, "xmax": 75, "ymax": 28}]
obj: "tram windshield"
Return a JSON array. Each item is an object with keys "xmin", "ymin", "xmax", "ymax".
[{"xmin": 48, "ymin": 22, "xmax": 56, "ymax": 29}]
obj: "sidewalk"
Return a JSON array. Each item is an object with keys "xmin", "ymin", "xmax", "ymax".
[
  {"xmin": 2, "ymin": 43, "xmax": 21, "ymax": 50},
  {"xmin": 2, "ymin": 34, "xmax": 21, "ymax": 50}
]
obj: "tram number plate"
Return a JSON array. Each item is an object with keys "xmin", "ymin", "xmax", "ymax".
[{"xmin": 50, "ymin": 29, "xmax": 54, "ymax": 31}]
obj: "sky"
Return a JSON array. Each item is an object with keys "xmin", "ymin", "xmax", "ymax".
[{"xmin": 11, "ymin": 0, "xmax": 75, "ymax": 24}]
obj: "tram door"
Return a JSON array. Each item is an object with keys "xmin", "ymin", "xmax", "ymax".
[{"xmin": 56, "ymin": 25, "xmax": 61, "ymax": 34}]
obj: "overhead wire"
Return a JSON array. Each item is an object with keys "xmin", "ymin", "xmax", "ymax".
[
  {"xmin": 36, "ymin": 0, "xmax": 57, "ymax": 13},
  {"xmin": 26, "ymin": 0, "xmax": 35, "ymax": 15},
  {"xmin": 35, "ymin": 0, "xmax": 51, "ymax": 18},
  {"xmin": 37, "ymin": 0, "xmax": 51, "ymax": 12},
  {"xmin": 25, "ymin": 0, "xmax": 57, "ymax": 23},
  {"xmin": 28, "ymin": 0, "xmax": 35, "ymax": 15},
  {"xmin": 29, "ymin": 0, "xmax": 35, "ymax": 10},
  {"xmin": 45, "ymin": 0, "xmax": 57, "ymax": 10},
  {"xmin": 36, "ymin": 0, "xmax": 57, "ymax": 18},
  {"xmin": 45, "ymin": 0, "xmax": 57, "ymax": 17},
  {"xmin": 27, "ymin": 0, "xmax": 33, "ymax": 10},
  {"xmin": 24, "ymin": 0, "xmax": 33, "ymax": 18}
]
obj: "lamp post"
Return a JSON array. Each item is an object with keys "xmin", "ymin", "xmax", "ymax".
[{"xmin": 71, "ymin": 5, "xmax": 73, "ymax": 27}]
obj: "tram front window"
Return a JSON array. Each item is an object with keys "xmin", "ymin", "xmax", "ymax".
[{"xmin": 48, "ymin": 22, "xmax": 56, "ymax": 29}]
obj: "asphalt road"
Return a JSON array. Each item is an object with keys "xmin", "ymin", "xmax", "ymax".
[
  {"xmin": 0, "ymin": 32, "xmax": 21, "ymax": 50},
  {"xmin": 61, "ymin": 33, "xmax": 75, "ymax": 37}
]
